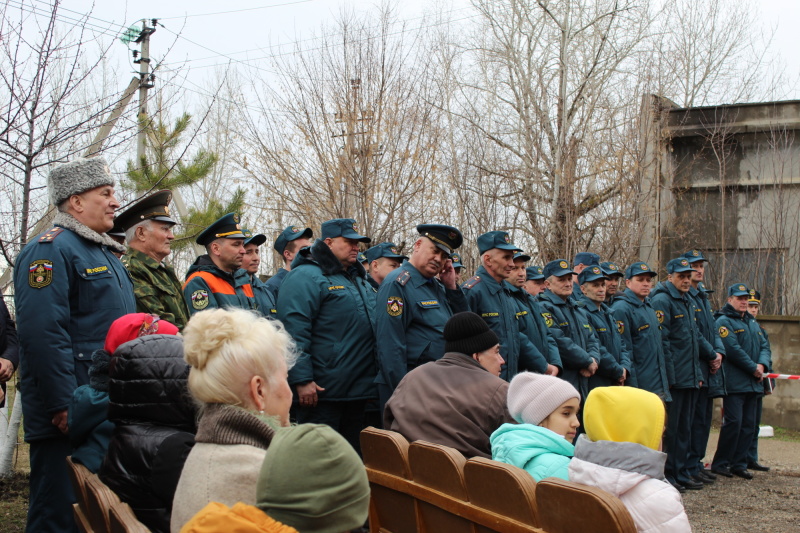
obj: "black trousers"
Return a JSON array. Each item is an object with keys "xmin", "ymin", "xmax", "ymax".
[
  {"xmin": 664, "ymin": 387, "xmax": 699, "ymax": 484},
  {"xmin": 687, "ymin": 386, "xmax": 713, "ymax": 475},
  {"xmin": 27, "ymin": 436, "xmax": 78, "ymax": 533},
  {"xmin": 712, "ymin": 392, "xmax": 758, "ymax": 471},
  {"xmin": 294, "ymin": 399, "xmax": 368, "ymax": 455}
]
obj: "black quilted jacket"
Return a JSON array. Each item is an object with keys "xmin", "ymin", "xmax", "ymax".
[{"xmin": 99, "ymin": 334, "xmax": 197, "ymax": 533}]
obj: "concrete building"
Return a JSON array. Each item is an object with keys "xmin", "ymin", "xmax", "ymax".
[{"xmin": 638, "ymin": 96, "xmax": 800, "ymax": 315}]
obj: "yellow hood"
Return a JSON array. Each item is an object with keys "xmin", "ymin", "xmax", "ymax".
[{"xmin": 583, "ymin": 387, "xmax": 666, "ymax": 451}]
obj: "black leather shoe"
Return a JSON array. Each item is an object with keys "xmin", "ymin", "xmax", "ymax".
[
  {"xmin": 731, "ymin": 468, "xmax": 754, "ymax": 480},
  {"xmin": 696, "ymin": 471, "xmax": 716, "ymax": 483},
  {"xmin": 701, "ymin": 468, "xmax": 717, "ymax": 480},
  {"xmin": 692, "ymin": 474, "xmax": 714, "ymax": 485},
  {"xmin": 748, "ymin": 462, "xmax": 770, "ymax": 472},
  {"xmin": 668, "ymin": 479, "xmax": 686, "ymax": 493},
  {"xmin": 711, "ymin": 466, "xmax": 734, "ymax": 478},
  {"xmin": 681, "ymin": 479, "xmax": 704, "ymax": 490}
]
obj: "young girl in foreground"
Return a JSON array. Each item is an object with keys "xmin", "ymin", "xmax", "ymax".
[
  {"xmin": 490, "ymin": 372, "xmax": 580, "ymax": 481},
  {"xmin": 568, "ymin": 386, "xmax": 691, "ymax": 532}
]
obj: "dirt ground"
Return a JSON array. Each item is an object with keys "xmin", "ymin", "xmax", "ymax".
[{"xmin": 682, "ymin": 431, "xmax": 800, "ymax": 532}]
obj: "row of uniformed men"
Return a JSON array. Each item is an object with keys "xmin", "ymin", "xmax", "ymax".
[{"xmin": 114, "ymin": 189, "xmax": 772, "ymax": 487}]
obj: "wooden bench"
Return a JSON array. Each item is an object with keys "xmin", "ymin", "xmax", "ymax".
[
  {"xmin": 66, "ymin": 457, "xmax": 150, "ymax": 533},
  {"xmin": 361, "ymin": 427, "xmax": 636, "ymax": 533}
]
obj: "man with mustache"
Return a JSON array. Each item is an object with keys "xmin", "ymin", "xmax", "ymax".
[
  {"xmin": 375, "ymin": 224, "xmax": 468, "ymax": 411},
  {"xmin": 462, "ymin": 231, "xmax": 549, "ymax": 381},
  {"xmin": 14, "ymin": 157, "xmax": 135, "ymax": 531}
]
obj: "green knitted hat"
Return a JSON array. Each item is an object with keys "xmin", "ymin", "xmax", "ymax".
[{"xmin": 256, "ymin": 424, "xmax": 370, "ymax": 532}]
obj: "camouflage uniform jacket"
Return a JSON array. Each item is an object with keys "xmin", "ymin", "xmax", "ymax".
[{"xmin": 122, "ymin": 248, "xmax": 190, "ymax": 330}]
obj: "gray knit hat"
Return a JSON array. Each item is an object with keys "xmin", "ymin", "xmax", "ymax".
[
  {"xmin": 256, "ymin": 424, "xmax": 370, "ymax": 533},
  {"xmin": 507, "ymin": 372, "xmax": 580, "ymax": 425},
  {"xmin": 48, "ymin": 157, "xmax": 114, "ymax": 206}
]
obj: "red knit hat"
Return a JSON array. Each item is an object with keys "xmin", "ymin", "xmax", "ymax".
[{"xmin": 103, "ymin": 313, "xmax": 180, "ymax": 354}]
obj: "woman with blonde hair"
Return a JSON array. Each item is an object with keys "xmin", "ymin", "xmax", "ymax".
[{"xmin": 170, "ymin": 308, "xmax": 296, "ymax": 532}]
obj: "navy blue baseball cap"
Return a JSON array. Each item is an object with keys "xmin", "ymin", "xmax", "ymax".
[
  {"xmin": 357, "ymin": 252, "xmax": 367, "ymax": 264},
  {"xmin": 748, "ymin": 289, "xmax": 761, "ymax": 304},
  {"xmin": 728, "ymin": 283, "xmax": 750, "ymax": 297},
  {"xmin": 543, "ymin": 259, "xmax": 574, "ymax": 278},
  {"xmin": 600, "ymin": 261, "xmax": 623, "ymax": 278},
  {"xmin": 321, "ymin": 218, "xmax": 370, "ymax": 243},
  {"xmin": 451, "ymin": 252, "xmax": 464, "ymax": 269},
  {"xmin": 477, "ymin": 231, "xmax": 522, "ymax": 255},
  {"xmin": 698, "ymin": 281, "xmax": 714, "ymax": 293},
  {"xmin": 196, "ymin": 213, "xmax": 246, "ymax": 245},
  {"xmin": 578, "ymin": 265, "xmax": 608, "ymax": 284},
  {"xmin": 666, "ymin": 257, "xmax": 696, "ymax": 274},
  {"xmin": 274, "ymin": 225, "xmax": 313, "ymax": 253},
  {"xmin": 365, "ymin": 242, "xmax": 407, "ymax": 263},
  {"xmin": 242, "ymin": 228, "xmax": 267, "ymax": 247},
  {"xmin": 416, "ymin": 224, "xmax": 463, "ymax": 254},
  {"xmin": 526, "ymin": 265, "xmax": 545, "ymax": 280},
  {"xmin": 513, "ymin": 251, "xmax": 531, "ymax": 262},
  {"xmin": 682, "ymin": 249, "xmax": 708, "ymax": 263},
  {"xmin": 573, "ymin": 252, "xmax": 600, "ymax": 267},
  {"xmin": 624, "ymin": 261, "xmax": 657, "ymax": 279}
]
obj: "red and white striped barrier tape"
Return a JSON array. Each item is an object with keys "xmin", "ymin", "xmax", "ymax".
[{"xmin": 764, "ymin": 373, "xmax": 800, "ymax": 380}]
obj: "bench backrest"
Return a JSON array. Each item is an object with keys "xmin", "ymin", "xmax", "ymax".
[
  {"xmin": 361, "ymin": 427, "xmax": 637, "ymax": 533},
  {"xmin": 534, "ymin": 478, "xmax": 637, "ymax": 533}
]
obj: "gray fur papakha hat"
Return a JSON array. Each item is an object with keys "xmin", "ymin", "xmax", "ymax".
[{"xmin": 48, "ymin": 157, "xmax": 114, "ymax": 206}]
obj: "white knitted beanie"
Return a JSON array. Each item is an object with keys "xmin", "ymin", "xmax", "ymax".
[{"xmin": 507, "ymin": 372, "xmax": 580, "ymax": 425}]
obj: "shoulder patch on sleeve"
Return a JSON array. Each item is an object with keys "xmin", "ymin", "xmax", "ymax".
[
  {"xmin": 719, "ymin": 326, "xmax": 729, "ymax": 338},
  {"xmin": 387, "ymin": 296, "xmax": 404, "ymax": 316},
  {"xmin": 28, "ymin": 260, "xmax": 54, "ymax": 288},
  {"xmin": 655, "ymin": 310, "xmax": 665, "ymax": 323},
  {"xmin": 395, "ymin": 270, "xmax": 411, "ymax": 286},
  {"xmin": 541, "ymin": 312, "xmax": 554, "ymax": 327},
  {"xmin": 38, "ymin": 227, "xmax": 64, "ymax": 243},
  {"xmin": 462, "ymin": 275, "xmax": 482, "ymax": 289}
]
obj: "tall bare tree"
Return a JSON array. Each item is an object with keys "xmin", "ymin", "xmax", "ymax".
[
  {"xmin": 0, "ymin": 1, "xmax": 136, "ymax": 264},
  {"xmin": 238, "ymin": 5, "xmax": 450, "ymax": 247}
]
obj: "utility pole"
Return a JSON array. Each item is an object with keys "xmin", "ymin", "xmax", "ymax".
[
  {"xmin": 333, "ymin": 79, "xmax": 375, "ymax": 217},
  {"xmin": 134, "ymin": 19, "xmax": 157, "ymax": 162}
]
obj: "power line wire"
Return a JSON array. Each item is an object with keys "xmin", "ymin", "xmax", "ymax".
[{"xmin": 158, "ymin": 0, "xmax": 317, "ymax": 20}]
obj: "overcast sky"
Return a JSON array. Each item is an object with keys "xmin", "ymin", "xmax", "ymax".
[{"xmin": 46, "ymin": 0, "xmax": 797, "ymax": 100}]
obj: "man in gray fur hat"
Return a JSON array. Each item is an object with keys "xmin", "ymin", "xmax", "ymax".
[{"xmin": 14, "ymin": 156, "xmax": 136, "ymax": 532}]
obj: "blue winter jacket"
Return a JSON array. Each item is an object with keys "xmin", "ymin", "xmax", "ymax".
[
  {"xmin": 490, "ymin": 423, "xmax": 574, "ymax": 481},
  {"xmin": 714, "ymin": 304, "xmax": 771, "ymax": 395},
  {"xmin": 610, "ymin": 291, "xmax": 671, "ymax": 402},
  {"xmin": 277, "ymin": 240, "xmax": 377, "ymax": 401},
  {"xmin": 576, "ymin": 296, "xmax": 631, "ymax": 389}
]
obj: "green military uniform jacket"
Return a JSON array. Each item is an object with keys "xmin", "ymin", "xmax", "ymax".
[{"xmin": 122, "ymin": 248, "xmax": 190, "ymax": 330}]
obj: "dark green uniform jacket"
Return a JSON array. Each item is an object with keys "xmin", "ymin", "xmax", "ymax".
[
  {"xmin": 508, "ymin": 285, "xmax": 562, "ymax": 370},
  {"xmin": 688, "ymin": 285, "xmax": 726, "ymax": 396},
  {"xmin": 375, "ymin": 261, "xmax": 469, "ymax": 393},
  {"xmin": 651, "ymin": 281, "xmax": 716, "ymax": 389},
  {"xmin": 122, "ymin": 248, "xmax": 190, "ymax": 330},
  {"xmin": 610, "ymin": 290, "xmax": 672, "ymax": 401},
  {"xmin": 538, "ymin": 290, "xmax": 601, "ymax": 399},
  {"xmin": 714, "ymin": 304, "xmax": 771, "ymax": 395},
  {"xmin": 277, "ymin": 240, "xmax": 377, "ymax": 401},
  {"xmin": 576, "ymin": 295, "xmax": 631, "ymax": 389},
  {"xmin": 462, "ymin": 267, "xmax": 548, "ymax": 381},
  {"xmin": 14, "ymin": 220, "xmax": 135, "ymax": 440},
  {"xmin": 183, "ymin": 255, "xmax": 258, "ymax": 315}
]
